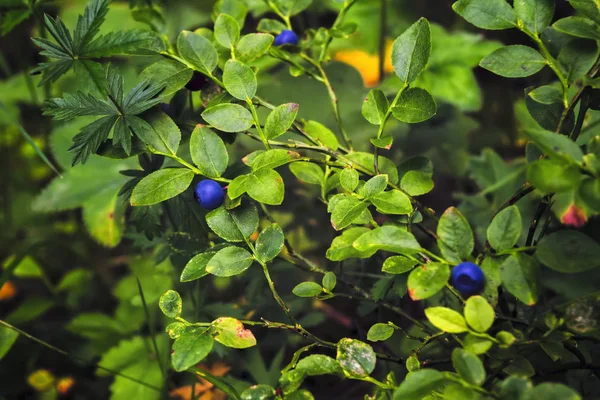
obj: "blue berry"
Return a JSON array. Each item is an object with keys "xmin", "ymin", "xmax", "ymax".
[
  {"xmin": 185, "ymin": 71, "xmax": 210, "ymax": 91},
  {"xmin": 194, "ymin": 180, "xmax": 225, "ymax": 210},
  {"xmin": 274, "ymin": 30, "xmax": 299, "ymax": 46},
  {"xmin": 450, "ymin": 262, "xmax": 485, "ymax": 296}
]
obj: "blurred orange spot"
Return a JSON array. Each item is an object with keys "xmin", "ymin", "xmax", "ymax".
[
  {"xmin": 170, "ymin": 362, "xmax": 231, "ymax": 400},
  {"xmin": 249, "ymin": 231, "xmax": 259, "ymax": 241},
  {"xmin": 561, "ymin": 204, "xmax": 587, "ymax": 228},
  {"xmin": 0, "ymin": 281, "xmax": 17, "ymax": 301},
  {"xmin": 334, "ymin": 41, "xmax": 394, "ymax": 87},
  {"xmin": 56, "ymin": 377, "xmax": 75, "ymax": 396}
]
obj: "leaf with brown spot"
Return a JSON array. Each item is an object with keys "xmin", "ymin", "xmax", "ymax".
[{"xmin": 211, "ymin": 317, "xmax": 256, "ymax": 349}]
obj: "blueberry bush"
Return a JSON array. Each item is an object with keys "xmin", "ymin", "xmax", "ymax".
[{"xmin": 1, "ymin": 0, "xmax": 600, "ymax": 399}]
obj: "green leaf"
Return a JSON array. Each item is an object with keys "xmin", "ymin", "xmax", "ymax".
[
  {"xmin": 211, "ymin": 317, "xmax": 256, "ymax": 348},
  {"xmin": 528, "ymin": 85, "xmax": 563, "ymax": 105},
  {"xmin": 172, "ymin": 327, "xmax": 214, "ymax": 372},
  {"xmin": 463, "ymin": 333, "xmax": 493, "ymax": 355},
  {"xmin": 252, "ymin": 149, "xmax": 299, "ymax": 171},
  {"xmin": 503, "ymin": 355, "xmax": 535, "ymax": 377},
  {"xmin": 496, "ymin": 330, "xmax": 517, "ymax": 347},
  {"xmin": 83, "ymin": 190, "xmax": 125, "ymax": 247},
  {"xmin": 359, "ymin": 174, "xmax": 388, "ymax": 199},
  {"xmin": 392, "ymin": 18, "xmax": 431, "ymax": 83},
  {"xmin": 514, "ymin": 0, "xmax": 554, "ymax": 35},
  {"xmin": 501, "ymin": 254, "xmax": 539, "ymax": 306},
  {"xmin": 181, "ymin": 252, "xmax": 216, "ymax": 282},
  {"xmin": 353, "ymin": 226, "xmax": 422, "ymax": 256},
  {"xmin": 487, "ymin": 205, "xmax": 522, "ymax": 251},
  {"xmin": 408, "ymin": 263, "xmax": 450, "ymax": 300},
  {"xmin": 190, "ymin": 125, "xmax": 229, "ymax": 178},
  {"xmin": 452, "ymin": 348, "xmax": 485, "ymax": 386},
  {"xmin": 437, "ymin": 207, "xmax": 474, "ymax": 264},
  {"xmin": 370, "ymin": 135, "xmax": 394, "ymax": 149},
  {"xmin": 257, "ymin": 18, "xmax": 287, "ymax": 34},
  {"xmin": 241, "ymin": 385, "xmax": 275, "ymax": 400},
  {"xmin": 264, "ymin": 103, "xmax": 299, "ymax": 140},
  {"xmin": 340, "ymin": 168, "xmax": 359, "ymax": 192},
  {"xmin": 213, "ymin": 0, "xmax": 247, "ymax": 27},
  {"xmin": 129, "ymin": 109, "xmax": 181, "ymax": 155},
  {"xmin": 529, "ymin": 383, "xmax": 581, "ymax": 400},
  {"xmin": 223, "ymin": 60, "xmax": 257, "ymax": 101},
  {"xmin": 159, "ymin": 290, "xmax": 182, "ymax": 318},
  {"xmin": 523, "ymin": 128, "xmax": 584, "ymax": 163},
  {"xmin": 570, "ymin": 0, "xmax": 600, "ymax": 25},
  {"xmin": 344, "ymin": 152, "xmax": 399, "ymax": 184},
  {"xmin": 292, "ymin": 282, "xmax": 323, "ymax": 297},
  {"xmin": 535, "ymin": 230, "xmax": 600, "ymax": 273},
  {"xmin": 214, "ymin": 14, "xmax": 240, "ymax": 48},
  {"xmin": 499, "ymin": 376, "xmax": 533, "ymax": 400},
  {"xmin": 206, "ymin": 246, "xmax": 254, "ymax": 277},
  {"xmin": 275, "ymin": 0, "xmax": 313, "ymax": 16},
  {"xmin": 424, "ymin": 306, "xmax": 468, "ymax": 332},
  {"xmin": 247, "ymin": 169, "xmax": 285, "ymax": 205},
  {"xmin": 382, "ymin": 255, "xmax": 418, "ymax": 274},
  {"xmin": 336, "ymin": 338, "xmax": 376, "ymax": 377},
  {"xmin": 303, "ymin": 120, "xmax": 339, "ymax": 150},
  {"xmin": 206, "ymin": 202, "xmax": 259, "ymax": 242},
  {"xmin": 558, "ymin": 39, "xmax": 599, "ymax": 84},
  {"xmin": 480, "ymin": 45, "xmax": 546, "ymax": 78},
  {"xmin": 392, "ymin": 88, "xmax": 437, "ymax": 123},
  {"xmin": 406, "ymin": 355, "xmax": 420, "ymax": 372},
  {"xmin": 362, "ymin": 89, "xmax": 389, "ymax": 125},
  {"xmin": 371, "ymin": 190, "xmax": 413, "ymax": 215},
  {"xmin": 464, "ymin": 296, "xmax": 494, "ymax": 332},
  {"xmin": 235, "ymin": 33, "xmax": 274, "ymax": 63},
  {"xmin": 255, "ymin": 224, "xmax": 284, "ymax": 262},
  {"xmin": 289, "ymin": 162, "xmax": 324, "ymax": 185},
  {"xmin": 227, "ymin": 174, "xmax": 251, "ymax": 199},
  {"xmin": 326, "ymin": 227, "xmax": 372, "ymax": 261},
  {"xmin": 393, "ymin": 369, "xmax": 445, "ymax": 400},
  {"xmin": 400, "ymin": 171, "xmax": 434, "ymax": 196},
  {"xmin": 296, "ymin": 355, "xmax": 342, "ymax": 375},
  {"xmin": 329, "ymin": 196, "xmax": 369, "ymax": 231},
  {"xmin": 322, "ymin": 272, "xmax": 336, "ymax": 291},
  {"xmin": 452, "ymin": 0, "xmax": 517, "ymax": 30},
  {"xmin": 527, "ymin": 159, "xmax": 580, "ymax": 193},
  {"xmin": 139, "ymin": 59, "xmax": 193, "ymax": 99},
  {"xmin": 130, "ymin": 168, "xmax": 194, "ymax": 206},
  {"xmin": 554, "ymin": 17, "xmax": 600, "ymax": 41},
  {"xmin": 177, "ymin": 30, "xmax": 218, "ymax": 75},
  {"xmin": 0, "ymin": 325, "xmax": 18, "ymax": 360},
  {"xmin": 367, "ymin": 323, "xmax": 394, "ymax": 342},
  {"xmin": 202, "ymin": 103, "xmax": 254, "ymax": 132}
]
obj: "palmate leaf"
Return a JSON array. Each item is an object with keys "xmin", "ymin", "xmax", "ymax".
[
  {"xmin": 84, "ymin": 30, "xmax": 164, "ymax": 57},
  {"xmin": 69, "ymin": 115, "xmax": 119, "ymax": 166},
  {"xmin": 44, "ymin": 91, "xmax": 116, "ymax": 120},
  {"xmin": 73, "ymin": 0, "xmax": 110, "ymax": 53},
  {"xmin": 122, "ymin": 79, "xmax": 164, "ymax": 114}
]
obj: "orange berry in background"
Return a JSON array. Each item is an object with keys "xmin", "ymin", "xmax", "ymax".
[
  {"xmin": 249, "ymin": 231, "xmax": 260, "ymax": 241},
  {"xmin": 334, "ymin": 40, "xmax": 395, "ymax": 88},
  {"xmin": 0, "ymin": 281, "xmax": 17, "ymax": 301},
  {"xmin": 56, "ymin": 376, "xmax": 75, "ymax": 396}
]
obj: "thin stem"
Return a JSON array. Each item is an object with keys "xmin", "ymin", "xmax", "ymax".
[
  {"xmin": 374, "ymin": 83, "xmax": 408, "ymax": 172},
  {"xmin": 150, "ymin": 150, "xmax": 231, "ymax": 183},
  {"xmin": 247, "ymin": 99, "xmax": 271, "ymax": 149},
  {"xmin": 136, "ymin": 279, "xmax": 167, "ymax": 380}
]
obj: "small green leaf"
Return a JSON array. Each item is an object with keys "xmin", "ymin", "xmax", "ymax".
[
  {"xmin": 382, "ymin": 255, "xmax": 418, "ymax": 274},
  {"xmin": 527, "ymin": 159, "xmax": 580, "ymax": 193},
  {"xmin": 480, "ymin": 45, "xmax": 546, "ymax": 78},
  {"xmin": 177, "ymin": 31, "xmax": 218, "ymax": 75},
  {"xmin": 235, "ymin": 33, "xmax": 274, "ymax": 63},
  {"xmin": 202, "ymin": 103, "xmax": 254, "ymax": 133},
  {"xmin": 292, "ymin": 282, "xmax": 323, "ymax": 297},
  {"xmin": 437, "ymin": 207, "xmax": 474, "ymax": 264},
  {"xmin": 276, "ymin": 0, "xmax": 313, "ymax": 17},
  {"xmin": 190, "ymin": 125, "xmax": 229, "ymax": 178},
  {"xmin": 241, "ymin": 385, "xmax": 275, "ymax": 400},
  {"xmin": 452, "ymin": 348, "xmax": 485, "ymax": 386},
  {"xmin": 296, "ymin": 354, "xmax": 342, "ymax": 375},
  {"xmin": 211, "ymin": 317, "xmax": 256, "ymax": 348},
  {"xmin": 289, "ymin": 162, "xmax": 324, "ymax": 185},
  {"xmin": 501, "ymin": 254, "xmax": 539, "ymax": 306},
  {"xmin": 130, "ymin": 109, "xmax": 181, "ymax": 155},
  {"xmin": 214, "ymin": 14, "xmax": 240, "ymax": 48},
  {"xmin": 359, "ymin": 174, "xmax": 389, "ymax": 199},
  {"xmin": 529, "ymin": 383, "xmax": 581, "ymax": 400},
  {"xmin": 206, "ymin": 202, "xmax": 259, "ymax": 242},
  {"xmin": 172, "ymin": 327, "xmax": 214, "ymax": 372},
  {"xmin": 503, "ymin": 355, "xmax": 535, "ymax": 377},
  {"xmin": 252, "ymin": 149, "xmax": 299, "ymax": 171},
  {"xmin": 406, "ymin": 355, "xmax": 420, "ymax": 372},
  {"xmin": 223, "ymin": 60, "xmax": 257, "ymax": 101},
  {"xmin": 558, "ymin": 40, "xmax": 599, "ymax": 84},
  {"xmin": 336, "ymin": 338, "xmax": 376, "ymax": 377},
  {"xmin": 206, "ymin": 246, "xmax": 254, "ymax": 277},
  {"xmin": 554, "ymin": 17, "xmax": 600, "ymax": 41},
  {"xmin": 303, "ymin": 120, "xmax": 339, "ymax": 150},
  {"xmin": 340, "ymin": 168, "xmax": 359, "ymax": 192},
  {"xmin": 371, "ymin": 190, "xmax": 413, "ymax": 215},
  {"xmin": 514, "ymin": 0, "xmax": 554, "ymax": 35},
  {"xmin": 523, "ymin": 128, "xmax": 584, "ymax": 163},
  {"xmin": 257, "ymin": 18, "xmax": 287, "ymax": 33},
  {"xmin": 159, "ymin": 290, "xmax": 182, "ymax": 318},
  {"xmin": 392, "ymin": 88, "xmax": 437, "ymax": 123},
  {"xmin": 463, "ymin": 333, "xmax": 493, "ymax": 355},
  {"xmin": 330, "ymin": 196, "xmax": 369, "ymax": 231},
  {"xmin": 326, "ymin": 227, "xmax": 372, "ymax": 261},
  {"xmin": 370, "ymin": 135, "xmax": 393, "ymax": 149},
  {"xmin": 401, "ymin": 171, "xmax": 434, "ymax": 196},
  {"xmin": 130, "ymin": 168, "xmax": 194, "ymax": 206},
  {"xmin": 362, "ymin": 89, "xmax": 389, "ymax": 125},
  {"xmin": 408, "ymin": 263, "xmax": 450, "ymax": 300},
  {"xmin": 496, "ymin": 330, "xmax": 517, "ymax": 347},
  {"xmin": 452, "ymin": 0, "xmax": 517, "ymax": 30},
  {"xmin": 424, "ymin": 306, "xmax": 469, "ymax": 333},
  {"xmin": 322, "ymin": 272, "xmax": 336, "ymax": 291},
  {"xmin": 535, "ymin": 230, "xmax": 600, "ymax": 273},
  {"xmin": 139, "ymin": 59, "xmax": 193, "ymax": 99},
  {"xmin": 367, "ymin": 323, "xmax": 394, "ymax": 342},
  {"xmin": 0, "ymin": 326, "xmax": 19, "ymax": 360},
  {"xmin": 246, "ymin": 169, "xmax": 285, "ymax": 205},
  {"xmin": 255, "ymin": 224, "xmax": 284, "ymax": 262},
  {"xmin": 528, "ymin": 85, "xmax": 563, "ymax": 104},
  {"xmin": 181, "ymin": 252, "xmax": 216, "ymax": 282},
  {"xmin": 392, "ymin": 369, "xmax": 444, "ymax": 400},
  {"xmin": 392, "ymin": 18, "xmax": 431, "ymax": 83},
  {"xmin": 487, "ymin": 205, "xmax": 522, "ymax": 251},
  {"xmin": 345, "ymin": 152, "xmax": 399, "ymax": 183},
  {"xmin": 464, "ymin": 296, "xmax": 494, "ymax": 332},
  {"xmin": 499, "ymin": 376, "xmax": 533, "ymax": 399},
  {"xmin": 353, "ymin": 226, "xmax": 422, "ymax": 256},
  {"xmin": 264, "ymin": 103, "xmax": 299, "ymax": 139}
]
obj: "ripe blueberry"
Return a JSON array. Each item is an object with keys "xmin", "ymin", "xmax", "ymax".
[
  {"xmin": 274, "ymin": 30, "xmax": 299, "ymax": 46},
  {"xmin": 194, "ymin": 180, "xmax": 225, "ymax": 210},
  {"xmin": 450, "ymin": 262, "xmax": 485, "ymax": 296},
  {"xmin": 185, "ymin": 71, "xmax": 210, "ymax": 91}
]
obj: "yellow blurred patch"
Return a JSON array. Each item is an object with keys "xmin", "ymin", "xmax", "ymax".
[
  {"xmin": 27, "ymin": 369, "xmax": 55, "ymax": 392},
  {"xmin": 0, "ymin": 281, "xmax": 17, "ymax": 301},
  {"xmin": 334, "ymin": 41, "xmax": 394, "ymax": 87}
]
